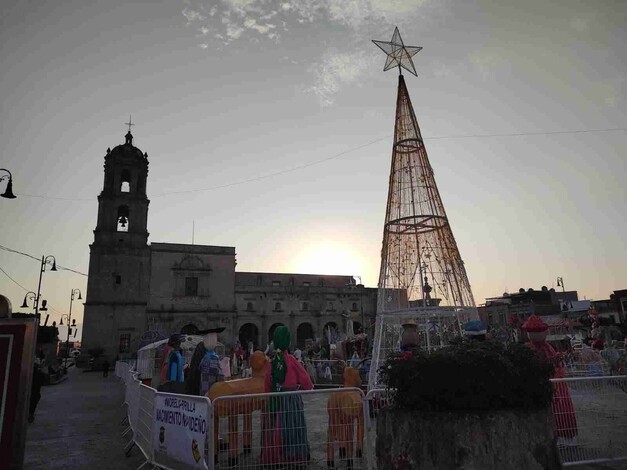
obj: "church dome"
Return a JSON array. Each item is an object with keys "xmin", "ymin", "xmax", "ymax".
[{"xmin": 106, "ymin": 131, "xmax": 147, "ymax": 161}]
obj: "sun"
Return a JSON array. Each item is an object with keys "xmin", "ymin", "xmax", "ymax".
[{"xmin": 294, "ymin": 241, "xmax": 364, "ymax": 277}]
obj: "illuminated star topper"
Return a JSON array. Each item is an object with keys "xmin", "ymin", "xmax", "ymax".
[{"xmin": 372, "ymin": 27, "xmax": 422, "ymax": 76}]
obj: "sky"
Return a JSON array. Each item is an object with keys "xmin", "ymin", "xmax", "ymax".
[{"xmin": 1, "ymin": 0, "xmax": 625, "ymax": 340}]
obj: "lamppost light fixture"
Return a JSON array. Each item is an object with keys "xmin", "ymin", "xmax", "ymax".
[
  {"xmin": 0, "ymin": 168, "xmax": 16, "ymax": 199},
  {"xmin": 39, "ymin": 300, "xmax": 48, "ymax": 312},
  {"xmin": 51, "ymin": 260, "xmax": 57, "ymax": 271}
]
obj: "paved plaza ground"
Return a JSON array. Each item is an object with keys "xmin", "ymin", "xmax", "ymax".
[
  {"xmin": 24, "ymin": 366, "xmax": 145, "ymax": 469},
  {"xmin": 23, "ymin": 366, "xmax": 626, "ymax": 469}
]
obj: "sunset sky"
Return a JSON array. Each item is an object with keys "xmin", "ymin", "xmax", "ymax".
[{"xmin": 1, "ymin": 0, "xmax": 625, "ymax": 340}]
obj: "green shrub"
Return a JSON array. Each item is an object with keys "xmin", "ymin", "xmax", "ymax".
[{"xmin": 379, "ymin": 339, "xmax": 554, "ymax": 412}]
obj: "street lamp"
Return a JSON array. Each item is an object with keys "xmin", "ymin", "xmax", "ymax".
[
  {"xmin": 21, "ymin": 291, "xmax": 38, "ymax": 312},
  {"xmin": 0, "ymin": 168, "xmax": 16, "ymax": 199},
  {"xmin": 62, "ymin": 288, "xmax": 82, "ymax": 369},
  {"xmin": 35, "ymin": 255, "xmax": 57, "ymax": 321}
]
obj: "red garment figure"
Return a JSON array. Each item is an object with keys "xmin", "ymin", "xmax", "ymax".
[{"xmin": 522, "ymin": 315, "xmax": 578, "ymax": 442}]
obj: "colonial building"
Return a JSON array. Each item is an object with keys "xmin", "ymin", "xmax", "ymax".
[{"xmin": 81, "ymin": 131, "xmax": 377, "ymax": 360}]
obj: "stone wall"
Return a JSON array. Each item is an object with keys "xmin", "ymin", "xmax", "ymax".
[{"xmin": 377, "ymin": 408, "xmax": 561, "ymax": 470}]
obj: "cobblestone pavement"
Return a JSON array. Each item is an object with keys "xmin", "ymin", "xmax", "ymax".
[{"xmin": 24, "ymin": 366, "xmax": 145, "ymax": 469}]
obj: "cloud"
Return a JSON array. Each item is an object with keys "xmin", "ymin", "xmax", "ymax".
[
  {"xmin": 308, "ymin": 50, "xmax": 376, "ymax": 106},
  {"xmin": 182, "ymin": 6, "xmax": 206, "ymax": 23},
  {"xmin": 183, "ymin": 0, "xmax": 432, "ymax": 103}
]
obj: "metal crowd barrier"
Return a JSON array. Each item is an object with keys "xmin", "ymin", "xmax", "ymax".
[
  {"xmin": 117, "ymin": 364, "xmax": 214, "ymax": 470},
  {"xmin": 552, "ymin": 375, "xmax": 627, "ymax": 467},
  {"xmin": 212, "ymin": 387, "xmax": 369, "ymax": 469},
  {"xmin": 114, "ymin": 362, "xmax": 625, "ymax": 470},
  {"xmin": 363, "ymin": 388, "xmax": 390, "ymax": 469}
]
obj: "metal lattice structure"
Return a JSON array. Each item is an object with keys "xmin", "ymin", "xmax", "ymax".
[
  {"xmin": 376, "ymin": 74, "xmax": 476, "ymax": 312},
  {"xmin": 368, "ymin": 30, "xmax": 478, "ymax": 388}
]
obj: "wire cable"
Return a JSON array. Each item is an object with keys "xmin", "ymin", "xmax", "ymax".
[
  {"xmin": 0, "ymin": 244, "xmax": 88, "ymax": 276},
  {"xmin": 12, "ymin": 126, "xmax": 626, "ymax": 202},
  {"xmin": 0, "ymin": 264, "xmax": 65, "ymax": 316}
]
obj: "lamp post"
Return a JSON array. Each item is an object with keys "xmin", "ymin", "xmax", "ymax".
[
  {"xmin": 62, "ymin": 288, "xmax": 82, "ymax": 369},
  {"xmin": 35, "ymin": 255, "xmax": 57, "ymax": 322},
  {"xmin": 21, "ymin": 291, "xmax": 38, "ymax": 313},
  {"xmin": 0, "ymin": 168, "xmax": 16, "ymax": 199}
]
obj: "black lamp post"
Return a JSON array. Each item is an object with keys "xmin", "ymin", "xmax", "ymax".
[
  {"xmin": 35, "ymin": 255, "xmax": 57, "ymax": 323},
  {"xmin": 0, "ymin": 168, "xmax": 16, "ymax": 199},
  {"xmin": 61, "ymin": 288, "xmax": 81, "ymax": 369}
]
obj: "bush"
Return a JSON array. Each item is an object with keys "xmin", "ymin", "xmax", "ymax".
[{"xmin": 379, "ymin": 339, "xmax": 554, "ymax": 412}]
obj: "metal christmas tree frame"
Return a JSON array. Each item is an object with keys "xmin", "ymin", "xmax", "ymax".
[{"xmin": 368, "ymin": 28, "xmax": 478, "ymax": 389}]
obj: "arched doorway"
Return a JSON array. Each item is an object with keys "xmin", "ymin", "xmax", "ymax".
[
  {"xmin": 180, "ymin": 324, "xmax": 199, "ymax": 335},
  {"xmin": 296, "ymin": 322, "xmax": 314, "ymax": 349},
  {"xmin": 323, "ymin": 322, "xmax": 339, "ymax": 343},
  {"xmin": 268, "ymin": 323, "xmax": 285, "ymax": 344},
  {"xmin": 239, "ymin": 323, "xmax": 259, "ymax": 350}
]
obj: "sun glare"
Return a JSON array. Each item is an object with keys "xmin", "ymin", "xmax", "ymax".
[{"xmin": 294, "ymin": 241, "xmax": 363, "ymax": 277}]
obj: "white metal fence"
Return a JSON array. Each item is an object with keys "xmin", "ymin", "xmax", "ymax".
[
  {"xmin": 115, "ymin": 361, "xmax": 626, "ymax": 469},
  {"xmin": 552, "ymin": 375, "xmax": 627, "ymax": 467},
  {"xmin": 212, "ymin": 387, "xmax": 368, "ymax": 469}
]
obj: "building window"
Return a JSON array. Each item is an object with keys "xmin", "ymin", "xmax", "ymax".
[
  {"xmin": 351, "ymin": 302, "xmax": 358, "ymax": 311},
  {"xmin": 272, "ymin": 281, "xmax": 281, "ymax": 287},
  {"xmin": 327, "ymin": 301, "xmax": 334, "ymax": 311},
  {"xmin": 301, "ymin": 302, "xmax": 309, "ymax": 311},
  {"xmin": 185, "ymin": 277, "xmax": 199, "ymax": 296},
  {"xmin": 117, "ymin": 205, "xmax": 129, "ymax": 232},
  {"xmin": 115, "ymin": 275, "xmax": 121, "ymax": 285},
  {"xmin": 246, "ymin": 302, "xmax": 254, "ymax": 312},
  {"xmin": 121, "ymin": 169, "xmax": 131, "ymax": 193},
  {"xmin": 119, "ymin": 333, "xmax": 131, "ymax": 353},
  {"xmin": 274, "ymin": 302, "xmax": 282, "ymax": 311}
]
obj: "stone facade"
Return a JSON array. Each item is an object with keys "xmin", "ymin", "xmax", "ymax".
[{"xmin": 81, "ymin": 132, "xmax": 377, "ymax": 361}]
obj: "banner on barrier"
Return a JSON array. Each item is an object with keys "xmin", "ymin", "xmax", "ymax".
[{"xmin": 153, "ymin": 393, "xmax": 210, "ymax": 469}]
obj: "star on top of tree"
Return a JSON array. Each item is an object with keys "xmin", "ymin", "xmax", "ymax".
[{"xmin": 372, "ymin": 27, "xmax": 422, "ymax": 76}]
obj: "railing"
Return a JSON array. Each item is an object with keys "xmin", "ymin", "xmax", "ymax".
[
  {"xmin": 114, "ymin": 361, "xmax": 626, "ymax": 470},
  {"xmin": 212, "ymin": 387, "xmax": 367, "ymax": 469},
  {"xmin": 552, "ymin": 375, "xmax": 627, "ymax": 467}
]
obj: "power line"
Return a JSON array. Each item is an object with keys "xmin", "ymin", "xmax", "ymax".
[
  {"xmin": 11, "ymin": 126, "xmax": 627, "ymax": 201},
  {"xmin": 0, "ymin": 244, "xmax": 88, "ymax": 276},
  {"xmin": 0, "ymin": 264, "xmax": 65, "ymax": 316}
]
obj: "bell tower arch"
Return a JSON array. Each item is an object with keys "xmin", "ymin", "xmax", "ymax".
[{"xmin": 82, "ymin": 128, "xmax": 151, "ymax": 362}]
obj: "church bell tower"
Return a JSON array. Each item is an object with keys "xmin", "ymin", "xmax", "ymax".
[{"xmin": 82, "ymin": 126, "xmax": 151, "ymax": 361}]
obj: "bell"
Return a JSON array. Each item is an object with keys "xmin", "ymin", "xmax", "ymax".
[
  {"xmin": 1, "ymin": 178, "xmax": 16, "ymax": 199},
  {"xmin": 119, "ymin": 216, "xmax": 127, "ymax": 227}
]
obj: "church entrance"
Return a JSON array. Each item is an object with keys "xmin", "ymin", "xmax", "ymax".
[
  {"xmin": 296, "ymin": 322, "xmax": 314, "ymax": 349},
  {"xmin": 238, "ymin": 323, "xmax": 259, "ymax": 350},
  {"xmin": 180, "ymin": 324, "xmax": 199, "ymax": 335}
]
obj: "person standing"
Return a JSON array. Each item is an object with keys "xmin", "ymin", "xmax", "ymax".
[
  {"xmin": 29, "ymin": 353, "xmax": 45, "ymax": 423},
  {"xmin": 261, "ymin": 326, "xmax": 313, "ymax": 466},
  {"xmin": 102, "ymin": 358, "xmax": 110, "ymax": 378}
]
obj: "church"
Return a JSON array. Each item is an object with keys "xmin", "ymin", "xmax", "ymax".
[{"xmin": 81, "ymin": 130, "xmax": 377, "ymax": 361}]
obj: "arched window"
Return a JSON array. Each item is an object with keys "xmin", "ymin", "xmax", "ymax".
[
  {"xmin": 351, "ymin": 302, "xmax": 358, "ymax": 311},
  {"xmin": 120, "ymin": 169, "xmax": 131, "ymax": 193},
  {"xmin": 246, "ymin": 302, "xmax": 254, "ymax": 312},
  {"xmin": 301, "ymin": 302, "xmax": 309, "ymax": 311},
  {"xmin": 117, "ymin": 205, "xmax": 129, "ymax": 232},
  {"xmin": 274, "ymin": 302, "xmax": 282, "ymax": 312}
]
